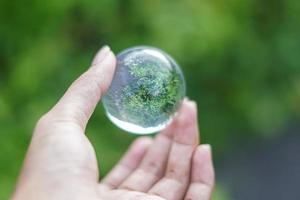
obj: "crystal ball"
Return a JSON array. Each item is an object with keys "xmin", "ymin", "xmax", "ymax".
[{"xmin": 102, "ymin": 46, "xmax": 186, "ymax": 134}]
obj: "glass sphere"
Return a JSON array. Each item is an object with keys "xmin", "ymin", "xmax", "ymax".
[{"xmin": 102, "ymin": 46, "xmax": 186, "ymax": 134}]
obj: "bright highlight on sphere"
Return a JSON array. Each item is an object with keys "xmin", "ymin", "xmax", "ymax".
[{"xmin": 102, "ymin": 46, "xmax": 186, "ymax": 134}]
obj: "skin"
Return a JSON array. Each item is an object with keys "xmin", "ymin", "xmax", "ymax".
[{"xmin": 12, "ymin": 46, "xmax": 215, "ymax": 200}]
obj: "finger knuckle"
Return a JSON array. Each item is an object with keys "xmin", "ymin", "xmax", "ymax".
[{"xmin": 79, "ymin": 71, "xmax": 103, "ymax": 98}]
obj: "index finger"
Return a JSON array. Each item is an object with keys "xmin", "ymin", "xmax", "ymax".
[{"xmin": 149, "ymin": 100, "xmax": 199, "ymax": 200}]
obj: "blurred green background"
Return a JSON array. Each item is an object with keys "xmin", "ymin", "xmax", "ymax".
[{"xmin": 0, "ymin": 0, "xmax": 299, "ymax": 199}]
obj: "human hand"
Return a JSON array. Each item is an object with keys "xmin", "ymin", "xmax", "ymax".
[{"xmin": 12, "ymin": 46, "xmax": 215, "ymax": 200}]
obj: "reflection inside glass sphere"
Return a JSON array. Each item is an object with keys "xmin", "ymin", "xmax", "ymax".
[{"xmin": 103, "ymin": 46, "xmax": 186, "ymax": 134}]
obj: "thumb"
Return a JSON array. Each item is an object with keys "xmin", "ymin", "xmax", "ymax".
[
  {"xmin": 48, "ymin": 46, "xmax": 116, "ymax": 130},
  {"xmin": 13, "ymin": 46, "xmax": 116, "ymax": 198}
]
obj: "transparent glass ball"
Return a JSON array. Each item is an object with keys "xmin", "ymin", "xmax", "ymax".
[{"xmin": 102, "ymin": 46, "xmax": 186, "ymax": 134}]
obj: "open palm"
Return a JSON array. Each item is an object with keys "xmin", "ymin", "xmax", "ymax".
[{"xmin": 13, "ymin": 46, "xmax": 214, "ymax": 200}]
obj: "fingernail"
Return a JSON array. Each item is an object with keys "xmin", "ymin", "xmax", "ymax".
[
  {"xmin": 92, "ymin": 45, "xmax": 111, "ymax": 66},
  {"xmin": 201, "ymin": 144, "xmax": 212, "ymax": 152},
  {"xmin": 183, "ymin": 97, "xmax": 195, "ymax": 104},
  {"xmin": 185, "ymin": 99, "xmax": 197, "ymax": 109}
]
